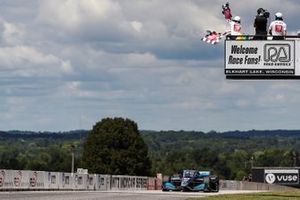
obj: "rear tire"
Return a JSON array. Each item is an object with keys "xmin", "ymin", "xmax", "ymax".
[{"xmin": 216, "ymin": 183, "xmax": 219, "ymax": 192}]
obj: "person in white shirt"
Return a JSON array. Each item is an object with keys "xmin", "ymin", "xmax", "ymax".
[
  {"xmin": 268, "ymin": 12, "xmax": 287, "ymax": 40},
  {"xmin": 229, "ymin": 16, "xmax": 242, "ymax": 37}
]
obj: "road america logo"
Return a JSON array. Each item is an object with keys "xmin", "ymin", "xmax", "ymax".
[
  {"xmin": 264, "ymin": 44, "xmax": 291, "ymax": 63},
  {"xmin": 265, "ymin": 173, "xmax": 276, "ymax": 184}
]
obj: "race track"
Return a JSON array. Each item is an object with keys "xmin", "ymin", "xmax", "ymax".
[{"xmin": 0, "ymin": 190, "xmax": 264, "ymax": 200}]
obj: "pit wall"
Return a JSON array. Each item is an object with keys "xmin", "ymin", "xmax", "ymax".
[{"xmin": 0, "ymin": 169, "xmax": 162, "ymax": 191}]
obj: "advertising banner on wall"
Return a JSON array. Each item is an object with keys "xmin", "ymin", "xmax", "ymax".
[
  {"xmin": 225, "ymin": 40, "xmax": 296, "ymax": 77},
  {"xmin": 264, "ymin": 169, "xmax": 299, "ymax": 185}
]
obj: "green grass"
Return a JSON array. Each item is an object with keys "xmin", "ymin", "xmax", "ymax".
[{"xmin": 187, "ymin": 190, "xmax": 300, "ymax": 200}]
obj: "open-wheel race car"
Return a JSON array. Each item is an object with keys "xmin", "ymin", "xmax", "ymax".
[{"xmin": 162, "ymin": 169, "xmax": 219, "ymax": 192}]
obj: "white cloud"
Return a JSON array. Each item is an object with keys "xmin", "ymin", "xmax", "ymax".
[
  {"xmin": 37, "ymin": 0, "xmax": 121, "ymax": 29},
  {"xmin": 36, "ymin": 0, "xmax": 130, "ymax": 43},
  {"xmin": 0, "ymin": 46, "xmax": 73, "ymax": 77},
  {"xmin": 131, "ymin": 21, "xmax": 143, "ymax": 32},
  {"xmin": 1, "ymin": 0, "xmax": 300, "ymax": 131},
  {"xmin": 1, "ymin": 21, "xmax": 24, "ymax": 45}
]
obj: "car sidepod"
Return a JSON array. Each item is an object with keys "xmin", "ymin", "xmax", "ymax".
[
  {"xmin": 162, "ymin": 176, "xmax": 182, "ymax": 191},
  {"xmin": 162, "ymin": 181, "xmax": 177, "ymax": 191}
]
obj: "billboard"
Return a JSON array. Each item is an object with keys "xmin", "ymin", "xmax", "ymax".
[
  {"xmin": 225, "ymin": 40, "xmax": 297, "ymax": 78},
  {"xmin": 264, "ymin": 169, "xmax": 299, "ymax": 185}
]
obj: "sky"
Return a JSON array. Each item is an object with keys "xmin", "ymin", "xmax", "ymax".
[{"xmin": 1, "ymin": 0, "xmax": 300, "ymax": 132}]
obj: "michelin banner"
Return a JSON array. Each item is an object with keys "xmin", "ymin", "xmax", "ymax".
[{"xmin": 225, "ymin": 40, "xmax": 296, "ymax": 76}]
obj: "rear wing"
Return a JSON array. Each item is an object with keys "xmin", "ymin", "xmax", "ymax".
[{"xmin": 198, "ymin": 171, "xmax": 211, "ymax": 176}]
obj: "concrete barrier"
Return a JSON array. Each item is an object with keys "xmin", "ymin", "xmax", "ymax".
[
  {"xmin": 110, "ymin": 175, "xmax": 148, "ymax": 190},
  {"xmin": 0, "ymin": 169, "xmax": 152, "ymax": 191},
  {"xmin": 220, "ymin": 180, "xmax": 293, "ymax": 191},
  {"xmin": 0, "ymin": 169, "xmax": 291, "ymax": 192}
]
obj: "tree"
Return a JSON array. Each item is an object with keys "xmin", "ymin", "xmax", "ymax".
[{"xmin": 82, "ymin": 118, "xmax": 151, "ymax": 176}]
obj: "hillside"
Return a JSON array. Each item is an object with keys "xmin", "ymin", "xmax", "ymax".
[{"xmin": 1, "ymin": 129, "xmax": 300, "ymax": 179}]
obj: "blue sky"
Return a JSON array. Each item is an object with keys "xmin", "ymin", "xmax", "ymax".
[{"xmin": 1, "ymin": 0, "xmax": 300, "ymax": 132}]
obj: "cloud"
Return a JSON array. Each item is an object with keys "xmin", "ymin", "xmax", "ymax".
[
  {"xmin": 37, "ymin": 0, "xmax": 121, "ymax": 28},
  {"xmin": 0, "ymin": 20, "xmax": 25, "ymax": 45},
  {"xmin": 35, "ymin": 0, "xmax": 225, "ymax": 60},
  {"xmin": 0, "ymin": 46, "xmax": 73, "ymax": 77},
  {"xmin": 1, "ymin": 0, "xmax": 300, "ymax": 131},
  {"xmin": 131, "ymin": 21, "xmax": 143, "ymax": 32},
  {"xmin": 36, "ymin": 0, "xmax": 131, "ymax": 42}
]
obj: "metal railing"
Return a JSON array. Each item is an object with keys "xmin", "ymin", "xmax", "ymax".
[{"xmin": 226, "ymin": 35, "xmax": 300, "ymax": 40}]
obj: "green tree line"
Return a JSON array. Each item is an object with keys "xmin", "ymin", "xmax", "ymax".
[{"xmin": 1, "ymin": 127, "xmax": 300, "ymax": 180}]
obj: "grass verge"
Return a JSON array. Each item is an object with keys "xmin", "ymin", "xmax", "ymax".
[{"xmin": 187, "ymin": 189, "xmax": 300, "ymax": 200}]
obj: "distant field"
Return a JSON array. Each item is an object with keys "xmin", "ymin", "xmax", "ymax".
[{"xmin": 188, "ymin": 189, "xmax": 300, "ymax": 200}]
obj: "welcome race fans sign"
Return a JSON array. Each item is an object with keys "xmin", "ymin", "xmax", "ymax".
[{"xmin": 225, "ymin": 39, "xmax": 298, "ymax": 78}]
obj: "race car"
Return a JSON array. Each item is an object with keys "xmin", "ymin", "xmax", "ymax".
[{"xmin": 162, "ymin": 169, "xmax": 219, "ymax": 192}]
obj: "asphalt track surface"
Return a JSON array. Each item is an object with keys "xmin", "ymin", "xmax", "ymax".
[{"xmin": 0, "ymin": 190, "xmax": 264, "ymax": 200}]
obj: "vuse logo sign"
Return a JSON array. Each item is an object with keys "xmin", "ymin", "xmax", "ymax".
[{"xmin": 265, "ymin": 173, "xmax": 276, "ymax": 184}]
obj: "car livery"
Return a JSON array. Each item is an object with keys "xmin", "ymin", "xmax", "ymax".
[{"xmin": 162, "ymin": 170, "xmax": 219, "ymax": 192}]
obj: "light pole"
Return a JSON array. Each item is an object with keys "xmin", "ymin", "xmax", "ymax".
[
  {"xmin": 250, "ymin": 156, "xmax": 254, "ymax": 168},
  {"xmin": 71, "ymin": 145, "xmax": 75, "ymax": 176},
  {"xmin": 293, "ymin": 151, "xmax": 297, "ymax": 167}
]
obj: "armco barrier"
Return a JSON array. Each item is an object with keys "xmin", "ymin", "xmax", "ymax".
[{"xmin": 0, "ymin": 169, "xmax": 159, "ymax": 191}]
